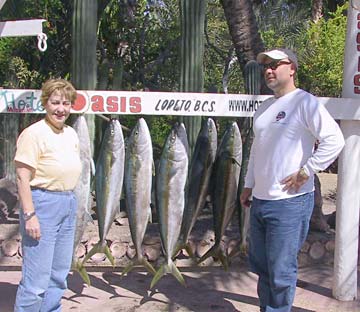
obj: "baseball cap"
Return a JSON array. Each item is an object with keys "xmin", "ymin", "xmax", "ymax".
[{"xmin": 257, "ymin": 48, "xmax": 298, "ymax": 69}]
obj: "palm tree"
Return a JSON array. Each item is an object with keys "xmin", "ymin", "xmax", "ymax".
[{"xmin": 220, "ymin": 0, "xmax": 264, "ymax": 73}]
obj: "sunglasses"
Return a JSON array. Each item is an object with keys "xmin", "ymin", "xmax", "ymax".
[{"xmin": 262, "ymin": 60, "xmax": 292, "ymax": 71}]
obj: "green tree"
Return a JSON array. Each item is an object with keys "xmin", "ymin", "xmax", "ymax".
[{"xmin": 296, "ymin": 4, "xmax": 347, "ymax": 97}]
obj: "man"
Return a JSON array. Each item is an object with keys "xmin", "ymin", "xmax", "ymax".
[{"xmin": 240, "ymin": 48, "xmax": 344, "ymax": 312}]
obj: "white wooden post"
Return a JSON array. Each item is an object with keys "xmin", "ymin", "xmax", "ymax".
[{"xmin": 333, "ymin": 0, "xmax": 360, "ymax": 301}]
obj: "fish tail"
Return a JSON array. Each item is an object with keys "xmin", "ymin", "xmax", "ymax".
[
  {"xmin": 150, "ymin": 259, "xmax": 186, "ymax": 289},
  {"xmin": 121, "ymin": 263, "xmax": 134, "ymax": 277},
  {"xmin": 197, "ymin": 244, "xmax": 229, "ymax": 270},
  {"xmin": 121, "ymin": 256, "xmax": 156, "ymax": 276},
  {"xmin": 104, "ymin": 244, "xmax": 115, "ymax": 266},
  {"xmin": 81, "ymin": 241, "xmax": 115, "ymax": 267},
  {"xmin": 141, "ymin": 257, "xmax": 157, "ymax": 275},
  {"xmin": 72, "ymin": 260, "xmax": 91, "ymax": 286},
  {"xmin": 172, "ymin": 241, "xmax": 195, "ymax": 260}
]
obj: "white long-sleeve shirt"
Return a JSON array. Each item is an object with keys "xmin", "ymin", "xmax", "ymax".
[{"xmin": 244, "ymin": 88, "xmax": 345, "ymax": 200}]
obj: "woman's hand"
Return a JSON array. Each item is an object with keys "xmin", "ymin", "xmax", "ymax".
[{"xmin": 25, "ymin": 216, "xmax": 41, "ymax": 240}]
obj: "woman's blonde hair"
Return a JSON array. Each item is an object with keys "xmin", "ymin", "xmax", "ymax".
[{"xmin": 40, "ymin": 79, "xmax": 77, "ymax": 106}]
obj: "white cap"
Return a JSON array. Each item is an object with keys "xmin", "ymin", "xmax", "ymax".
[{"xmin": 257, "ymin": 48, "xmax": 298, "ymax": 69}]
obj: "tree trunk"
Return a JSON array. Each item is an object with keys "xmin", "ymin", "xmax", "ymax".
[
  {"xmin": 311, "ymin": 0, "xmax": 323, "ymax": 23},
  {"xmin": 220, "ymin": 0, "xmax": 264, "ymax": 73}
]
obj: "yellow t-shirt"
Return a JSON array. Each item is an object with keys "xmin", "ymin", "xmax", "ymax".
[{"xmin": 14, "ymin": 119, "xmax": 82, "ymax": 191}]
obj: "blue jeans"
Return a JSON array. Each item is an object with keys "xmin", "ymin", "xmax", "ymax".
[
  {"xmin": 249, "ymin": 192, "xmax": 314, "ymax": 312},
  {"xmin": 15, "ymin": 189, "xmax": 77, "ymax": 312}
]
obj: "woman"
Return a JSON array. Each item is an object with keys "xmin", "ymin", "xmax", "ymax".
[{"xmin": 14, "ymin": 79, "xmax": 82, "ymax": 312}]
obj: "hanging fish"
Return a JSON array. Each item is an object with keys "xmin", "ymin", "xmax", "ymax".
[
  {"xmin": 198, "ymin": 121, "xmax": 242, "ymax": 270},
  {"xmin": 81, "ymin": 118, "xmax": 125, "ymax": 268},
  {"xmin": 122, "ymin": 118, "xmax": 156, "ymax": 275},
  {"xmin": 151, "ymin": 122, "xmax": 189, "ymax": 288},
  {"xmin": 175, "ymin": 118, "xmax": 217, "ymax": 258},
  {"xmin": 72, "ymin": 115, "xmax": 93, "ymax": 285}
]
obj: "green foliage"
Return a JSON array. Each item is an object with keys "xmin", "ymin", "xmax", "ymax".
[
  {"xmin": 296, "ymin": 4, "xmax": 347, "ymax": 97},
  {"xmin": 4, "ymin": 56, "xmax": 40, "ymax": 88}
]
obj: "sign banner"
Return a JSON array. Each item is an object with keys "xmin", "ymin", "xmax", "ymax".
[{"xmin": 1, "ymin": 88, "xmax": 359, "ymax": 119}]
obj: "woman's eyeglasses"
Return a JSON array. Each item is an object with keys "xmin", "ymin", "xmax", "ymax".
[{"xmin": 262, "ymin": 61, "xmax": 292, "ymax": 71}]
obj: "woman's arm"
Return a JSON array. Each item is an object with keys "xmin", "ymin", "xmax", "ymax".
[{"xmin": 15, "ymin": 161, "xmax": 41, "ymax": 240}]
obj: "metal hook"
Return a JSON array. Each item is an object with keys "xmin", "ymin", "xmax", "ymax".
[
  {"xmin": 37, "ymin": 33, "xmax": 47, "ymax": 52},
  {"xmin": 351, "ymin": 0, "xmax": 360, "ymax": 11}
]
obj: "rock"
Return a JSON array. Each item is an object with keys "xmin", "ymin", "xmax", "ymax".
[
  {"xmin": 1, "ymin": 239, "xmax": 19, "ymax": 257},
  {"xmin": 0, "ymin": 178, "xmax": 19, "ymax": 220},
  {"xmin": 75, "ymin": 243, "xmax": 86, "ymax": 259},
  {"xmin": 325, "ymin": 240, "xmax": 335, "ymax": 252},
  {"xmin": 309, "ymin": 241, "xmax": 325, "ymax": 260},
  {"xmin": 110, "ymin": 240, "xmax": 127, "ymax": 259},
  {"xmin": 300, "ymin": 241, "xmax": 310, "ymax": 253},
  {"xmin": 143, "ymin": 244, "xmax": 160, "ymax": 261},
  {"xmin": 126, "ymin": 244, "xmax": 136, "ymax": 259}
]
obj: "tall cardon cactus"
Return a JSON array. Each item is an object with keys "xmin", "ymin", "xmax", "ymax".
[
  {"xmin": 179, "ymin": 0, "xmax": 207, "ymax": 157},
  {"xmin": 72, "ymin": 0, "xmax": 98, "ymax": 155},
  {"xmin": 237, "ymin": 60, "xmax": 261, "ymax": 250}
]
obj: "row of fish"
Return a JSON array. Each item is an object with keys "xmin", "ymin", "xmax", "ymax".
[{"xmin": 71, "ymin": 115, "xmax": 243, "ymax": 288}]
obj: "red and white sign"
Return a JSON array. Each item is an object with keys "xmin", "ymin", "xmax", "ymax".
[{"xmin": 1, "ymin": 89, "xmax": 360, "ymax": 120}]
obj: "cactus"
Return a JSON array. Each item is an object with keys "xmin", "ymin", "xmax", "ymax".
[
  {"xmin": 237, "ymin": 60, "xmax": 262, "ymax": 251},
  {"xmin": 71, "ymin": 0, "xmax": 98, "ymax": 155},
  {"xmin": 179, "ymin": 0, "xmax": 207, "ymax": 158}
]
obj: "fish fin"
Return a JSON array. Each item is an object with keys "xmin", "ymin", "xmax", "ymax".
[
  {"xmin": 150, "ymin": 263, "xmax": 167, "ymax": 289},
  {"xmin": 104, "ymin": 244, "xmax": 115, "ymax": 266},
  {"xmin": 81, "ymin": 241, "xmax": 114, "ymax": 266},
  {"xmin": 150, "ymin": 260, "xmax": 186, "ymax": 289},
  {"xmin": 184, "ymin": 243, "xmax": 195, "ymax": 259},
  {"xmin": 172, "ymin": 242, "xmax": 184, "ymax": 259},
  {"xmin": 198, "ymin": 243, "xmax": 228, "ymax": 270},
  {"xmin": 78, "ymin": 263, "xmax": 91, "ymax": 286},
  {"xmin": 121, "ymin": 263, "xmax": 134, "ymax": 276},
  {"xmin": 141, "ymin": 257, "xmax": 156, "ymax": 275},
  {"xmin": 81, "ymin": 242, "xmax": 102, "ymax": 265},
  {"xmin": 72, "ymin": 260, "xmax": 91, "ymax": 286},
  {"xmin": 121, "ymin": 256, "xmax": 156, "ymax": 276},
  {"xmin": 169, "ymin": 260, "xmax": 186, "ymax": 287},
  {"xmin": 218, "ymin": 252, "xmax": 229, "ymax": 271}
]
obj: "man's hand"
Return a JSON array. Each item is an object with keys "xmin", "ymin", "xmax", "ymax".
[
  {"xmin": 25, "ymin": 216, "xmax": 41, "ymax": 240},
  {"xmin": 281, "ymin": 168, "xmax": 309, "ymax": 193},
  {"xmin": 240, "ymin": 187, "xmax": 253, "ymax": 208}
]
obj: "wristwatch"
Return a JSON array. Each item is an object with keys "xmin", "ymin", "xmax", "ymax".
[
  {"xmin": 23, "ymin": 211, "xmax": 36, "ymax": 221},
  {"xmin": 298, "ymin": 167, "xmax": 309, "ymax": 179}
]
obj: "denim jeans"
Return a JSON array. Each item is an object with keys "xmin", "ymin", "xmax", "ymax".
[
  {"xmin": 15, "ymin": 189, "xmax": 77, "ymax": 312},
  {"xmin": 249, "ymin": 192, "xmax": 314, "ymax": 312}
]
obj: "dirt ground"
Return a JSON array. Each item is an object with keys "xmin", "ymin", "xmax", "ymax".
[{"xmin": 1, "ymin": 173, "xmax": 360, "ymax": 312}]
